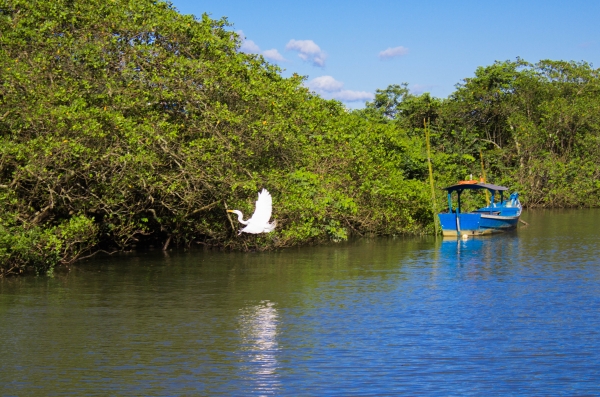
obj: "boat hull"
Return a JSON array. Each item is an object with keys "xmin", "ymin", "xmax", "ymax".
[{"xmin": 438, "ymin": 212, "xmax": 520, "ymax": 237}]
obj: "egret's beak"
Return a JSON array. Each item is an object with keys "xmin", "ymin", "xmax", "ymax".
[{"xmin": 226, "ymin": 210, "xmax": 234, "ymax": 213}]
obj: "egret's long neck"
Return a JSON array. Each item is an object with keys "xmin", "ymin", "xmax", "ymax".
[{"xmin": 230, "ymin": 210, "xmax": 249, "ymax": 225}]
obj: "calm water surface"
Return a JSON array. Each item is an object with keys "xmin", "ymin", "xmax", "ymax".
[{"xmin": 2, "ymin": 209, "xmax": 600, "ymax": 396}]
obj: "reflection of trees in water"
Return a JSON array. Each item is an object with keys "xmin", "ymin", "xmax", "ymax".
[{"xmin": 237, "ymin": 300, "xmax": 281, "ymax": 393}]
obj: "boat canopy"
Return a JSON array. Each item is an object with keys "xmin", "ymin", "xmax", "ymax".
[{"xmin": 442, "ymin": 182, "xmax": 509, "ymax": 193}]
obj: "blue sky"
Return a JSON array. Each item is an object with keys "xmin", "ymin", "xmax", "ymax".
[{"xmin": 170, "ymin": 0, "xmax": 600, "ymax": 108}]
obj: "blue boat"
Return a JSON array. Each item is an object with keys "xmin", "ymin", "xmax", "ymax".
[{"xmin": 438, "ymin": 182, "xmax": 522, "ymax": 237}]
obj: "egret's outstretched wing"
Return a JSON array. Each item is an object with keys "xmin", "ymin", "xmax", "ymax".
[
  {"xmin": 263, "ymin": 220, "xmax": 276, "ymax": 233},
  {"xmin": 249, "ymin": 188, "xmax": 272, "ymax": 225}
]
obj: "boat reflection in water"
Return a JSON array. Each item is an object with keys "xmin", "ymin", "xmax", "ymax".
[
  {"xmin": 438, "ymin": 233, "xmax": 521, "ymax": 279},
  {"xmin": 237, "ymin": 300, "xmax": 281, "ymax": 393}
]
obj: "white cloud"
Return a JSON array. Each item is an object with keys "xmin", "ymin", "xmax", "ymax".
[
  {"xmin": 237, "ymin": 30, "xmax": 259, "ymax": 53},
  {"xmin": 378, "ymin": 46, "xmax": 409, "ymax": 60},
  {"xmin": 285, "ymin": 39, "xmax": 327, "ymax": 67},
  {"xmin": 236, "ymin": 30, "xmax": 287, "ymax": 62},
  {"xmin": 334, "ymin": 90, "xmax": 374, "ymax": 102},
  {"xmin": 306, "ymin": 75, "xmax": 344, "ymax": 92},
  {"xmin": 306, "ymin": 76, "xmax": 374, "ymax": 102},
  {"xmin": 262, "ymin": 49, "xmax": 286, "ymax": 62},
  {"xmin": 240, "ymin": 39, "xmax": 260, "ymax": 54}
]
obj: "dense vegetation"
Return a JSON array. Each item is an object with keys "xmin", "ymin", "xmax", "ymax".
[
  {"xmin": 366, "ymin": 59, "xmax": 600, "ymax": 208},
  {"xmin": 1, "ymin": 0, "xmax": 599, "ymax": 276}
]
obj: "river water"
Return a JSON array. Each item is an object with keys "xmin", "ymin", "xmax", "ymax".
[{"xmin": 2, "ymin": 209, "xmax": 600, "ymax": 396}]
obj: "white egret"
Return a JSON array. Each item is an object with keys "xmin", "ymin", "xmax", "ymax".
[{"xmin": 227, "ymin": 189, "xmax": 276, "ymax": 235}]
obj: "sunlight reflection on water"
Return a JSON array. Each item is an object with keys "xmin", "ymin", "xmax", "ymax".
[{"xmin": 237, "ymin": 300, "xmax": 281, "ymax": 392}]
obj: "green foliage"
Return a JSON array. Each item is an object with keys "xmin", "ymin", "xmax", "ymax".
[
  {"xmin": 0, "ymin": 0, "xmax": 434, "ymax": 276},
  {"xmin": 0, "ymin": 214, "xmax": 98, "ymax": 276},
  {"xmin": 3, "ymin": 0, "xmax": 598, "ymax": 277},
  {"xmin": 377, "ymin": 58, "xmax": 600, "ymax": 212},
  {"xmin": 442, "ymin": 59, "xmax": 600, "ymax": 206}
]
